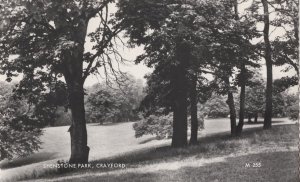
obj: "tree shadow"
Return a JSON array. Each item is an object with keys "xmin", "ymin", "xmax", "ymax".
[
  {"xmin": 244, "ymin": 120, "xmax": 285, "ymax": 125},
  {"xmin": 83, "ymin": 124, "xmax": 296, "ymax": 173},
  {"xmin": 59, "ymin": 151, "xmax": 299, "ymax": 182},
  {"xmin": 29, "ymin": 124, "xmax": 297, "ymax": 181},
  {"xmin": 138, "ymin": 136, "xmax": 158, "ymax": 144},
  {"xmin": 0, "ymin": 152, "xmax": 58, "ymax": 169},
  {"xmin": 88, "ymin": 122, "xmax": 133, "ymax": 127}
]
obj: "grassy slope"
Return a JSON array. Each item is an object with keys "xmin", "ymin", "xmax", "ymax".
[{"xmin": 30, "ymin": 123, "xmax": 299, "ymax": 182}]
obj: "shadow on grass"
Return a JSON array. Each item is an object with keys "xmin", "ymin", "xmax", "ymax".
[
  {"xmin": 88, "ymin": 122, "xmax": 132, "ymax": 127},
  {"xmin": 138, "ymin": 136, "xmax": 158, "ymax": 144},
  {"xmin": 66, "ymin": 151, "xmax": 298, "ymax": 182},
  {"xmin": 0, "ymin": 152, "xmax": 58, "ymax": 169},
  {"xmin": 62, "ymin": 124, "xmax": 297, "ymax": 175},
  {"xmin": 244, "ymin": 120, "xmax": 285, "ymax": 125},
  {"xmin": 19, "ymin": 123, "xmax": 298, "ymax": 182}
]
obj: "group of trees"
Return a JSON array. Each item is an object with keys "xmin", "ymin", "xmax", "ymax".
[
  {"xmin": 116, "ymin": 0, "xmax": 298, "ymax": 145},
  {"xmin": 0, "ymin": 0, "xmax": 298, "ymax": 164}
]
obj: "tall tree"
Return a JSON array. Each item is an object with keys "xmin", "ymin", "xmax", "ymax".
[
  {"xmin": 233, "ymin": 0, "xmax": 260, "ymax": 135},
  {"xmin": 234, "ymin": 0, "xmax": 246, "ymax": 135},
  {"xmin": 261, "ymin": 0, "xmax": 273, "ymax": 129},
  {"xmin": 193, "ymin": 0, "xmax": 258, "ymax": 136},
  {"xmin": 116, "ymin": 0, "xmax": 199, "ymax": 147},
  {"xmin": 0, "ymin": 0, "xmax": 123, "ymax": 164}
]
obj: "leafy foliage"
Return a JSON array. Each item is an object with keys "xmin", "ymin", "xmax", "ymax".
[
  {"xmin": 273, "ymin": 76, "xmax": 298, "ymax": 94},
  {"xmin": 0, "ymin": 82, "xmax": 42, "ymax": 160},
  {"xmin": 283, "ymin": 92, "xmax": 299, "ymax": 120},
  {"xmin": 133, "ymin": 109, "xmax": 205, "ymax": 140},
  {"xmin": 203, "ymin": 94, "xmax": 229, "ymax": 118},
  {"xmin": 86, "ymin": 76, "xmax": 144, "ymax": 124},
  {"xmin": 244, "ymin": 75, "xmax": 265, "ymax": 117},
  {"xmin": 133, "ymin": 112, "xmax": 173, "ymax": 140}
]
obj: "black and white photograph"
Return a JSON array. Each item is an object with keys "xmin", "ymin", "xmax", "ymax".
[{"xmin": 0, "ymin": 0, "xmax": 299, "ymax": 181}]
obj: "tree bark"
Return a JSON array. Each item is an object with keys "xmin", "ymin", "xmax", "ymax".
[
  {"xmin": 67, "ymin": 80, "xmax": 89, "ymax": 164},
  {"xmin": 261, "ymin": 0, "xmax": 273, "ymax": 129},
  {"xmin": 171, "ymin": 41, "xmax": 189, "ymax": 147},
  {"xmin": 225, "ymin": 77, "xmax": 237, "ymax": 135},
  {"xmin": 189, "ymin": 74, "xmax": 198, "ymax": 145},
  {"xmin": 237, "ymin": 63, "xmax": 246, "ymax": 136}
]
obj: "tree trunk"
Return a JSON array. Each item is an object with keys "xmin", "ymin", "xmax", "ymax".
[
  {"xmin": 171, "ymin": 41, "xmax": 189, "ymax": 147},
  {"xmin": 189, "ymin": 74, "xmax": 198, "ymax": 145},
  {"xmin": 64, "ymin": 29, "xmax": 89, "ymax": 164},
  {"xmin": 225, "ymin": 77, "xmax": 237, "ymax": 135},
  {"xmin": 237, "ymin": 64, "xmax": 246, "ymax": 136},
  {"xmin": 248, "ymin": 115, "xmax": 252, "ymax": 123},
  {"xmin": 261, "ymin": 0, "xmax": 273, "ymax": 129},
  {"xmin": 234, "ymin": 0, "xmax": 244, "ymax": 136},
  {"xmin": 172, "ymin": 95, "xmax": 188, "ymax": 147},
  {"xmin": 254, "ymin": 113, "xmax": 258, "ymax": 123},
  {"xmin": 67, "ymin": 80, "xmax": 89, "ymax": 164}
]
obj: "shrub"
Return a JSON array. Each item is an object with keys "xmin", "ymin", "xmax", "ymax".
[
  {"xmin": 286, "ymin": 102, "xmax": 299, "ymax": 121},
  {"xmin": 133, "ymin": 113, "xmax": 173, "ymax": 140},
  {"xmin": 0, "ymin": 111, "xmax": 42, "ymax": 160},
  {"xmin": 0, "ymin": 87, "xmax": 42, "ymax": 160},
  {"xmin": 133, "ymin": 111, "xmax": 205, "ymax": 140}
]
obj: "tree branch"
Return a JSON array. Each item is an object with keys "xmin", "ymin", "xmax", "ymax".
[{"xmin": 82, "ymin": 28, "xmax": 123, "ymax": 82}]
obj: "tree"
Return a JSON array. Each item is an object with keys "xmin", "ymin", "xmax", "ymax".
[
  {"xmin": 191, "ymin": 0, "xmax": 259, "ymax": 136},
  {"xmin": 0, "ymin": 82, "xmax": 42, "ymax": 160},
  {"xmin": 189, "ymin": 75, "xmax": 212, "ymax": 144},
  {"xmin": 272, "ymin": 76, "xmax": 298, "ymax": 118},
  {"xmin": 284, "ymin": 93, "xmax": 299, "ymax": 120},
  {"xmin": 232, "ymin": 0, "xmax": 260, "ymax": 136},
  {"xmin": 261, "ymin": 0, "xmax": 273, "ymax": 129},
  {"xmin": 189, "ymin": 74, "xmax": 198, "ymax": 145},
  {"xmin": 118, "ymin": 0, "xmax": 259, "ymax": 144},
  {"xmin": 133, "ymin": 110, "xmax": 173, "ymax": 140},
  {"xmin": 244, "ymin": 76, "xmax": 265, "ymax": 123},
  {"xmin": 249, "ymin": 0, "xmax": 298, "ymax": 128},
  {"xmin": 31, "ymin": 81, "xmax": 68, "ymax": 127},
  {"xmin": 87, "ymin": 89, "xmax": 116, "ymax": 125},
  {"xmin": 0, "ymin": 0, "xmax": 124, "ymax": 164},
  {"xmin": 117, "ymin": 0, "xmax": 197, "ymax": 147},
  {"xmin": 203, "ymin": 94, "xmax": 229, "ymax": 118},
  {"xmin": 86, "ymin": 75, "xmax": 144, "ymax": 124}
]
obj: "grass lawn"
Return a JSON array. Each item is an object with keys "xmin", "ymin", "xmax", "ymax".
[
  {"xmin": 0, "ymin": 119, "xmax": 298, "ymax": 182},
  {"xmin": 30, "ymin": 123, "xmax": 299, "ymax": 182}
]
